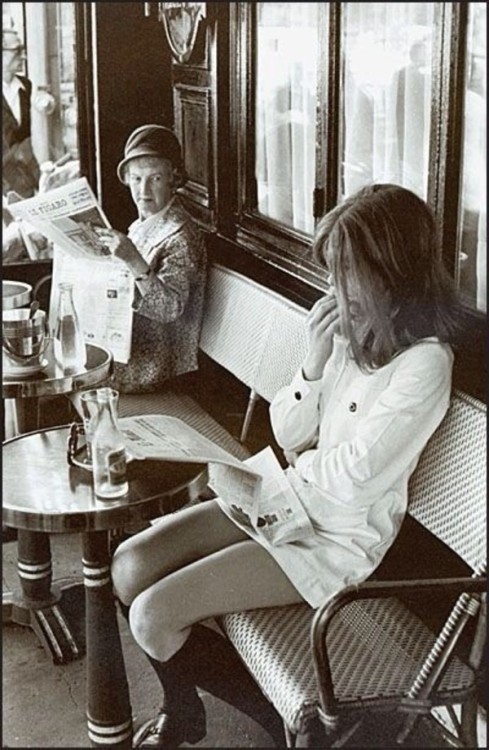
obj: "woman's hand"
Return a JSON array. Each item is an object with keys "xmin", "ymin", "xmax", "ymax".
[
  {"xmin": 302, "ymin": 292, "xmax": 340, "ymax": 381},
  {"xmin": 94, "ymin": 227, "xmax": 147, "ymax": 274}
]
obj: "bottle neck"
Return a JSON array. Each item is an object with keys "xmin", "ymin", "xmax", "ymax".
[{"xmin": 58, "ymin": 287, "xmax": 76, "ymax": 317}]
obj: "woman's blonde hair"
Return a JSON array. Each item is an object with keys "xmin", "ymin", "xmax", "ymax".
[{"xmin": 313, "ymin": 184, "xmax": 467, "ymax": 369}]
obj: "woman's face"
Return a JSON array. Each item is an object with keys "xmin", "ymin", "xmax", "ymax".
[{"xmin": 125, "ymin": 156, "xmax": 174, "ymax": 219}]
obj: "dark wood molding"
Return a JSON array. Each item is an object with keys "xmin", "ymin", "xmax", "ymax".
[
  {"xmin": 74, "ymin": 3, "xmax": 97, "ymax": 192},
  {"xmin": 206, "ymin": 231, "xmax": 324, "ymax": 308},
  {"xmin": 174, "ymin": 84, "xmax": 213, "ymax": 211},
  {"xmin": 428, "ymin": 2, "xmax": 468, "ymax": 276},
  {"xmin": 323, "ymin": 2, "xmax": 341, "ymax": 213}
]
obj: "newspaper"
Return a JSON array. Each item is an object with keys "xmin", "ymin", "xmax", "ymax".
[
  {"xmin": 7, "ymin": 177, "xmax": 113, "ymax": 259},
  {"xmin": 119, "ymin": 415, "xmax": 313, "ymax": 546},
  {"xmin": 8, "ymin": 178, "xmax": 135, "ymax": 364}
]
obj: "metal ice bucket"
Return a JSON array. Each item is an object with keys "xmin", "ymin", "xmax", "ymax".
[
  {"xmin": 2, "ymin": 308, "xmax": 48, "ymax": 366},
  {"xmin": 2, "ymin": 280, "xmax": 32, "ymax": 310}
]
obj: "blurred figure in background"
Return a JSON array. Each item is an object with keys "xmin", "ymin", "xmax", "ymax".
[{"xmin": 2, "ymin": 27, "xmax": 40, "ymax": 198}]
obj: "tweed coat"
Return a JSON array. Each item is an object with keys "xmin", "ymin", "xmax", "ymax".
[{"xmin": 110, "ymin": 196, "xmax": 207, "ymax": 393}]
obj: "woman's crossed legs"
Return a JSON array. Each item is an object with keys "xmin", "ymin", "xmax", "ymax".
[{"xmin": 111, "ymin": 499, "xmax": 304, "ymax": 661}]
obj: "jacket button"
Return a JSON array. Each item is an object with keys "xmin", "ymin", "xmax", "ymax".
[
  {"xmin": 349, "ymin": 402, "xmax": 357, "ymax": 412},
  {"xmin": 294, "ymin": 391, "xmax": 302, "ymax": 401}
]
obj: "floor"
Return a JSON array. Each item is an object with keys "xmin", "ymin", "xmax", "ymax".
[
  {"xmin": 3, "ymin": 533, "xmax": 472, "ymax": 749},
  {"xmin": 3, "ymin": 367, "xmax": 485, "ymax": 748}
]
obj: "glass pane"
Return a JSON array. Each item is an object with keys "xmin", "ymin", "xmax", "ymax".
[
  {"xmin": 3, "ymin": 2, "xmax": 80, "ymax": 263},
  {"xmin": 457, "ymin": 3, "xmax": 486, "ymax": 312},
  {"xmin": 341, "ymin": 2, "xmax": 435, "ymax": 199},
  {"xmin": 255, "ymin": 2, "xmax": 318, "ymax": 234}
]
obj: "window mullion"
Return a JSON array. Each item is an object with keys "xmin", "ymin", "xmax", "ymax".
[
  {"xmin": 428, "ymin": 2, "xmax": 468, "ymax": 276},
  {"xmin": 323, "ymin": 2, "xmax": 341, "ymax": 214}
]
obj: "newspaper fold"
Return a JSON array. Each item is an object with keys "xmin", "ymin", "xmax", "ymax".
[
  {"xmin": 119, "ymin": 415, "xmax": 313, "ymax": 546},
  {"xmin": 7, "ymin": 177, "xmax": 113, "ymax": 259},
  {"xmin": 8, "ymin": 178, "xmax": 135, "ymax": 364}
]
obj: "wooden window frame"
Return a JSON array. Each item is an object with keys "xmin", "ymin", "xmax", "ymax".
[{"xmin": 222, "ymin": 2, "xmax": 473, "ymax": 295}]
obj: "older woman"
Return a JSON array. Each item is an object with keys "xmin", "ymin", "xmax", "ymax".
[{"xmin": 95, "ymin": 124, "xmax": 207, "ymax": 394}]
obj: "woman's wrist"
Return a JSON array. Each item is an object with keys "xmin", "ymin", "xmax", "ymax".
[{"xmin": 302, "ymin": 357, "xmax": 324, "ymax": 381}]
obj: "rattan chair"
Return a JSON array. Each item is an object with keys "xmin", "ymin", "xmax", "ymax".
[{"xmin": 220, "ymin": 391, "xmax": 487, "ymax": 747}]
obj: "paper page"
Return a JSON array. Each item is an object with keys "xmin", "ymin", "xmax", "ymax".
[
  {"xmin": 7, "ymin": 177, "xmax": 112, "ymax": 259},
  {"xmin": 119, "ymin": 414, "xmax": 259, "ymax": 473},
  {"xmin": 50, "ymin": 249, "xmax": 135, "ymax": 364},
  {"xmin": 214, "ymin": 446, "xmax": 314, "ymax": 546}
]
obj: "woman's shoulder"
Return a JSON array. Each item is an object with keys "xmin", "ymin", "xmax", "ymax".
[{"xmin": 392, "ymin": 337, "xmax": 454, "ymax": 374}]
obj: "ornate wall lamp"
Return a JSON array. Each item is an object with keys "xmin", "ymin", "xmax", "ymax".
[{"xmin": 144, "ymin": 2, "xmax": 206, "ymax": 64}]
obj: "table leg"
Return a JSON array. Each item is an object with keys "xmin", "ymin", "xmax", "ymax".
[
  {"xmin": 3, "ymin": 395, "xmax": 84, "ymax": 663},
  {"xmin": 2, "ymin": 529, "xmax": 83, "ymax": 664},
  {"xmin": 83, "ymin": 530, "xmax": 133, "ymax": 748}
]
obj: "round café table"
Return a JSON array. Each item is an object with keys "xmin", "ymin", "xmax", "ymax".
[
  {"xmin": 2, "ymin": 340, "xmax": 113, "ymax": 664},
  {"xmin": 3, "ymin": 426, "xmax": 208, "ymax": 749}
]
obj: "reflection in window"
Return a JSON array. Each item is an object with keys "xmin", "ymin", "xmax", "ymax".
[
  {"xmin": 255, "ymin": 2, "xmax": 318, "ymax": 234},
  {"xmin": 458, "ymin": 3, "xmax": 486, "ymax": 312},
  {"xmin": 341, "ymin": 2, "xmax": 434, "ymax": 199},
  {"xmin": 3, "ymin": 2, "xmax": 80, "ymax": 263}
]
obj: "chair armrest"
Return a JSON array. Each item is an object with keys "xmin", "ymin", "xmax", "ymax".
[{"xmin": 310, "ymin": 574, "xmax": 487, "ymax": 725}]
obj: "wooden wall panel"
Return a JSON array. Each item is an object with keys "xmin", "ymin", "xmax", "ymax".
[{"xmin": 174, "ymin": 86, "xmax": 212, "ymax": 210}]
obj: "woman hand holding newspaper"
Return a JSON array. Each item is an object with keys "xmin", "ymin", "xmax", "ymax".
[
  {"xmin": 110, "ymin": 184, "xmax": 463, "ymax": 750},
  {"xmin": 94, "ymin": 226, "xmax": 150, "ymax": 279}
]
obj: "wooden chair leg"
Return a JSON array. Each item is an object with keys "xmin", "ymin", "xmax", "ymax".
[
  {"xmin": 460, "ymin": 696, "xmax": 479, "ymax": 747},
  {"xmin": 240, "ymin": 389, "xmax": 260, "ymax": 443},
  {"xmin": 283, "ymin": 722, "xmax": 295, "ymax": 748},
  {"xmin": 295, "ymin": 717, "xmax": 330, "ymax": 748}
]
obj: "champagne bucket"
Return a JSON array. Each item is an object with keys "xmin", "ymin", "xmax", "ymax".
[
  {"xmin": 3, "ymin": 308, "xmax": 48, "ymax": 366},
  {"xmin": 2, "ymin": 280, "xmax": 32, "ymax": 310}
]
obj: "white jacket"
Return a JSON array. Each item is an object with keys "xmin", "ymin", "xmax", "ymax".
[{"xmin": 221, "ymin": 334, "xmax": 454, "ymax": 608}]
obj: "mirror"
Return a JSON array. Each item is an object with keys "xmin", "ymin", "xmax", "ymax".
[{"xmin": 3, "ymin": 2, "xmax": 81, "ymax": 264}]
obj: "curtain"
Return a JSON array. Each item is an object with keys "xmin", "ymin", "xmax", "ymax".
[
  {"xmin": 341, "ymin": 2, "xmax": 434, "ymax": 199},
  {"xmin": 255, "ymin": 3, "xmax": 318, "ymax": 234}
]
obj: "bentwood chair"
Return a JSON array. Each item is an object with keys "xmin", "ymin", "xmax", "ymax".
[{"xmin": 220, "ymin": 391, "xmax": 487, "ymax": 747}]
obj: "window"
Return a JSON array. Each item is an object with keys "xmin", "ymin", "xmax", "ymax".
[
  {"xmin": 255, "ymin": 2, "xmax": 319, "ymax": 234},
  {"xmin": 229, "ymin": 2, "xmax": 486, "ymax": 309},
  {"xmin": 341, "ymin": 3, "xmax": 435, "ymax": 199},
  {"xmin": 3, "ymin": 3, "xmax": 79, "ymax": 166},
  {"xmin": 457, "ymin": 2, "xmax": 486, "ymax": 312},
  {"xmin": 3, "ymin": 2, "xmax": 82, "ymax": 263}
]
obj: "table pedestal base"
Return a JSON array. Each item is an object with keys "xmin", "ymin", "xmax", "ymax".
[
  {"xmin": 2, "ymin": 529, "xmax": 85, "ymax": 664},
  {"xmin": 3, "ymin": 578, "xmax": 85, "ymax": 664}
]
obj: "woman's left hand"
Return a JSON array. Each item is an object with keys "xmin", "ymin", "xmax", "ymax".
[{"xmin": 94, "ymin": 227, "xmax": 142, "ymax": 268}]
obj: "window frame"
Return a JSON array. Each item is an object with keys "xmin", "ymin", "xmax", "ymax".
[{"xmin": 223, "ymin": 1, "xmax": 473, "ymax": 296}]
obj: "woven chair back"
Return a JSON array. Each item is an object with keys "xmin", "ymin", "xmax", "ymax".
[
  {"xmin": 200, "ymin": 265, "xmax": 309, "ymax": 401},
  {"xmin": 408, "ymin": 390, "xmax": 486, "ymax": 572}
]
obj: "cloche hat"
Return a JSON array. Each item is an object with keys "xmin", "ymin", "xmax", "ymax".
[{"xmin": 117, "ymin": 124, "xmax": 183, "ymax": 183}]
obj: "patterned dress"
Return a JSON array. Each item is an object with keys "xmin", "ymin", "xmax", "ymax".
[{"xmin": 109, "ymin": 196, "xmax": 207, "ymax": 393}]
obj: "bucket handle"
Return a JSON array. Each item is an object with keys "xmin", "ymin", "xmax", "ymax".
[{"xmin": 32, "ymin": 273, "xmax": 52, "ymax": 306}]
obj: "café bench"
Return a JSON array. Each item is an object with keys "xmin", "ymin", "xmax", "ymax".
[{"xmin": 119, "ymin": 263, "xmax": 486, "ymax": 747}]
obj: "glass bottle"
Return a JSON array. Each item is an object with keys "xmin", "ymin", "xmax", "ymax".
[
  {"xmin": 91, "ymin": 388, "xmax": 129, "ymax": 500},
  {"xmin": 54, "ymin": 282, "xmax": 86, "ymax": 373}
]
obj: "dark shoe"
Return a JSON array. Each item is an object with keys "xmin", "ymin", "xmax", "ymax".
[{"xmin": 133, "ymin": 696, "xmax": 206, "ymax": 748}]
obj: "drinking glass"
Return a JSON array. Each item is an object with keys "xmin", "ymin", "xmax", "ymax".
[{"xmin": 79, "ymin": 388, "xmax": 119, "ymax": 463}]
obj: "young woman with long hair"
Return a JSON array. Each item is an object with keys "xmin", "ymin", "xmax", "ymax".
[{"xmin": 111, "ymin": 183, "xmax": 466, "ymax": 749}]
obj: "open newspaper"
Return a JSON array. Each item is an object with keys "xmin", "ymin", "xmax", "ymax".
[
  {"xmin": 120, "ymin": 414, "xmax": 314, "ymax": 546},
  {"xmin": 8, "ymin": 178, "xmax": 134, "ymax": 363}
]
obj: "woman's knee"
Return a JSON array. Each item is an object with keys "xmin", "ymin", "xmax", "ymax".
[
  {"xmin": 111, "ymin": 536, "xmax": 148, "ymax": 605},
  {"xmin": 129, "ymin": 585, "xmax": 187, "ymax": 661}
]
